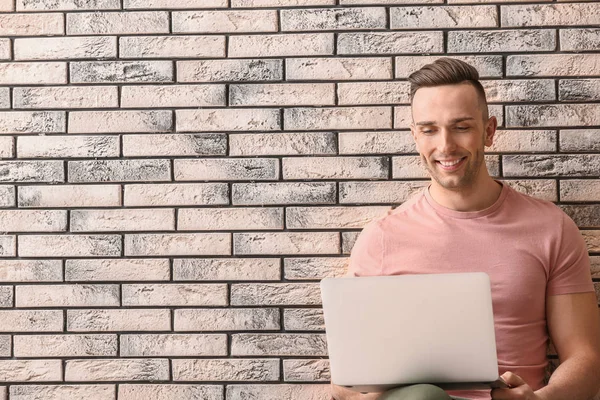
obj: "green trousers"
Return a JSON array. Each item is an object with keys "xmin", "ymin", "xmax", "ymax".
[{"xmin": 377, "ymin": 384, "xmax": 472, "ymax": 400}]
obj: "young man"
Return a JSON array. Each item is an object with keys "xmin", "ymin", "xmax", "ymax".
[{"xmin": 330, "ymin": 58, "xmax": 600, "ymax": 400}]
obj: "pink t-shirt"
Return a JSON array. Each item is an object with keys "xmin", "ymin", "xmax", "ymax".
[{"xmin": 347, "ymin": 183, "xmax": 594, "ymax": 400}]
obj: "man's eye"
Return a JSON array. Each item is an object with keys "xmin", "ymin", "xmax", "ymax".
[
  {"xmin": 422, "ymin": 130, "xmax": 433, "ymax": 134},
  {"xmin": 456, "ymin": 126, "xmax": 468, "ymax": 130}
]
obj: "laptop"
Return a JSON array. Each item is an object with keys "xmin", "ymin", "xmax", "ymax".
[{"xmin": 320, "ymin": 272, "xmax": 508, "ymax": 393}]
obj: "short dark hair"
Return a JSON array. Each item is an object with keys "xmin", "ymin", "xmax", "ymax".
[{"xmin": 408, "ymin": 58, "xmax": 489, "ymax": 120}]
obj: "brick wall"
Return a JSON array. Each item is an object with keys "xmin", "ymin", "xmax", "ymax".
[{"xmin": 0, "ymin": 0, "xmax": 599, "ymax": 399}]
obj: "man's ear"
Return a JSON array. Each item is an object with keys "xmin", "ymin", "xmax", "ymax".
[{"xmin": 484, "ymin": 116, "xmax": 497, "ymax": 147}]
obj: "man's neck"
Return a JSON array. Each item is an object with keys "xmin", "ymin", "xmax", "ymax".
[{"xmin": 428, "ymin": 176, "xmax": 503, "ymax": 212}]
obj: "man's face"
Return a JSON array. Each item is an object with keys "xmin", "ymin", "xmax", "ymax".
[{"xmin": 410, "ymin": 83, "xmax": 496, "ymax": 191}]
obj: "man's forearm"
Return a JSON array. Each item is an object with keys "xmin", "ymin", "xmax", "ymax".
[{"xmin": 535, "ymin": 356, "xmax": 600, "ymax": 400}]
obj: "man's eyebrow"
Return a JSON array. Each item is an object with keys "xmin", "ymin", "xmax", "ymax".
[
  {"xmin": 415, "ymin": 117, "xmax": 475, "ymax": 126},
  {"xmin": 415, "ymin": 121, "xmax": 436, "ymax": 126},
  {"xmin": 450, "ymin": 117, "xmax": 475, "ymax": 123}
]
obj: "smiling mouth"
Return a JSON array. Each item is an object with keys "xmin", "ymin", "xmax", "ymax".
[{"xmin": 435, "ymin": 156, "xmax": 467, "ymax": 171}]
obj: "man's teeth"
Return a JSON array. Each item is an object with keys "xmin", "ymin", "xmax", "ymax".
[{"xmin": 438, "ymin": 159, "xmax": 462, "ymax": 166}]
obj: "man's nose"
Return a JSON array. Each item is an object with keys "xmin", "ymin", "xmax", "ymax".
[{"xmin": 438, "ymin": 129, "xmax": 457, "ymax": 154}]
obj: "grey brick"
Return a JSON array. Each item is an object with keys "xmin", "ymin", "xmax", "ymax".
[
  {"xmin": 69, "ymin": 160, "xmax": 170, "ymax": 183},
  {"xmin": 71, "ymin": 61, "xmax": 173, "ymax": 83},
  {"xmin": 0, "ymin": 161, "xmax": 64, "ymax": 183},
  {"xmin": 0, "ymin": 111, "xmax": 65, "ymax": 134},
  {"xmin": 10, "ymin": 385, "xmax": 115, "ymax": 400},
  {"xmin": 0, "ymin": 336, "xmax": 9, "ymax": 357},
  {"xmin": 561, "ymin": 205, "xmax": 600, "ymax": 229},
  {"xmin": 560, "ymin": 28, "xmax": 600, "ymax": 51},
  {"xmin": 559, "ymin": 79, "xmax": 600, "ymax": 102},
  {"xmin": 503, "ymin": 155, "xmax": 600, "ymax": 177},
  {"xmin": 232, "ymin": 182, "xmax": 336, "ymax": 205},
  {"xmin": 391, "ymin": 6, "xmax": 497, "ymax": 29},
  {"xmin": 285, "ymin": 107, "xmax": 391, "ymax": 130},
  {"xmin": 123, "ymin": 134, "xmax": 227, "ymax": 157},
  {"xmin": 125, "ymin": 233, "xmax": 231, "ymax": 257},
  {"xmin": 177, "ymin": 109, "xmax": 280, "ymax": 132},
  {"xmin": 121, "ymin": 334, "xmax": 227, "ymax": 357},
  {"xmin": 231, "ymin": 333, "xmax": 327, "ymax": 356},
  {"xmin": 173, "ymin": 359, "xmax": 279, "ymax": 381},
  {"xmin": 284, "ymin": 309, "xmax": 325, "ymax": 331},
  {"xmin": 560, "ymin": 130, "xmax": 600, "ymax": 152},
  {"xmin": 175, "ymin": 308, "xmax": 280, "ymax": 331},
  {"xmin": 174, "ymin": 258, "xmax": 279, "ymax": 281},
  {"xmin": 17, "ymin": 0, "xmax": 119, "ymax": 11},
  {"xmin": 17, "ymin": 136, "xmax": 119, "ymax": 158},
  {"xmin": 178, "ymin": 59, "xmax": 282, "ymax": 83},
  {"xmin": 0, "ymin": 260, "xmax": 62, "ymax": 282},
  {"xmin": 338, "ymin": 32, "xmax": 443, "ymax": 54},
  {"xmin": 231, "ymin": 283, "xmax": 321, "ymax": 306},
  {"xmin": 507, "ymin": 54, "xmax": 600, "ymax": 77},
  {"xmin": 501, "ymin": 3, "xmax": 599, "ymax": 27},
  {"xmin": 342, "ymin": 231, "xmax": 360, "ymax": 254},
  {"xmin": 18, "ymin": 235, "xmax": 121, "ymax": 257},
  {"xmin": 506, "ymin": 104, "xmax": 600, "ymax": 127},
  {"xmin": 226, "ymin": 385, "xmax": 330, "ymax": 400},
  {"xmin": 175, "ymin": 158, "xmax": 279, "ymax": 181},
  {"xmin": 283, "ymin": 359, "xmax": 330, "ymax": 382},
  {"xmin": 281, "ymin": 7, "xmax": 386, "ymax": 31},
  {"xmin": 448, "ymin": 29, "xmax": 555, "ymax": 53},
  {"xmin": 482, "ymin": 79, "xmax": 555, "ymax": 102},
  {"xmin": 0, "ymin": 186, "xmax": 14, "ymax": 208},
  {"xmin": 284, "ymin": 258, "xmax": 349, "ymax": 280},
  {"xmin": 560, "ymin": 180, "xmax": 600, "ymax": 202}
]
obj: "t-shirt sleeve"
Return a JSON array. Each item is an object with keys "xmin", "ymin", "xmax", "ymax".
[
  {"xmin": 546, "ymin": 212, "xmax": 594, "ymax": 296},
  {"xmin": 346, "ymin": 219, "xmax": 385, "ymax": 277}
]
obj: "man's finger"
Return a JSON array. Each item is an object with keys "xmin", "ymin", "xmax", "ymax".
[{"xmin": 500, "ymin": 371, "xmax": 526, "ymax": 388}]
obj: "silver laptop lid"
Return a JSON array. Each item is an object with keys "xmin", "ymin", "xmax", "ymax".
[{"xmin": 321, "ymin": 272, "xmax": 499, "ymax": 391}]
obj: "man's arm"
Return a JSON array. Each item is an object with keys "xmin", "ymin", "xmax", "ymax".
[{"xmin": 535, "ymin": 292, "xmax": 600, "ymax": 400}]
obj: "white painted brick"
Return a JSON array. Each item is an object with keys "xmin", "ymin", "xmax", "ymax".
[
  {"xmin": 338, "ymin": 32, "xmax": 443, "ymax": 54},
  {"xmin": 284, "ymin": 257, "xmax": 349, "ymax": 280},
  {"xmin": 19, "ymin": 185, "xmax": 120, "ymax": 208},
  {"xmin": 285, "ymin": 107, "xmax": 392, "ymax": 130},
  {"xmin": 502, "ymin": 3, "xmax": 599, "ymax": 27},
  {"xmin": 0, "ymin": 210, "xmax": 66, "ymax": 232},
  {"xmin": 561, "ymin": 180, "xmax": 600, "ymax": 202},
  {"xmin": 284, "ymin": 359, "xmax": 330, "ymax": 382},
  {"xmin": 69, "ymin": 160, "xmax": 171, "ymax": 183},
  {"xmin": 174, "ymin": 258, "xmax": 280, "ymax": 281},
  {"xmin": 119, "ymin": 384, "xmax": 223, "ymax": 400},
  {"xmin": 174, "ymin": 308, "xmax": 280, "ymax": 331},
  {"xmin": 339, "ymin": 131, "xmax": 414, "ymax": 154},
  {"xmin": 123, "ymin": 134, "xmax": 226, "ymax": 157},
  {"xmin": 121, "ymin": 85, "xmax": 225, "ymax": 108},
  {"xmin": 66, "ymin": 259, "xmax": 169, "ymax": 282},
  {"xmin": 232, "ymin": 182, "xmax": 336, "ymax": 205},
  {"xmin": 16, "ymin": 284, "xmax": 120, "ymax": 307},
  {"xmin": 125, "ymin": 0, "xmax": 227, "ymax": 7},
  {"xmin": 0, "ymin": 111, "xmax": 66, "ymax": 134},
  {"xmin": 120, "ymin": 36, "xmax": 225, "ymax": 58},
  {"xmin": 282, "ymin": 156, "xmax": 388, "ymax": 180},
  {"xmin": 178, "ymin": 208, "xmax": 283, "ymax": 231},
  {"xmin": 173, "ymin": 359, "xmax": 279, "ymax": 381},
  {"xmin": 0, "ymin": 137, "xmax": 13, "ymax": 158},
  {"xmin": 231, "ymin": 283, "xmax": 321, "ymax": 306},
  {"xmin": 71, "ymin": 209, "xmax": 174, "ymax": 232},
  {"xmin": 229, "ymin": 33, "xmax": 334, "ymax": 57},
  {"xmin": 506, "ymin": 104, "xmax": 600, "ymax": 127},
  {"xmin": 0, "ymin": 336, "xmax": 9, "ymax": 356},
  {"xmin": 502, "ymin": 180, "xmax": 557, "ymax": 202},
  {"xmin": 67, "ymin": 12, "xmax": 169, "ymax": 35},
  {"xmin": 342, "ymin": 231, "xmax": 360, "ymax": 254},
  {"xmin": 122, "ymin": 284, "xmax": 228, "ymax": 306},
  {"xmin": 68, "ymin": 309, "xmax": 171, "ymax": 332},
  {"xmin": 559, "ymin": 79, "xmax": 600, "ymax": 102},
  {"xmin": 0, "ymin": 40, "xmax": 11, "ymax": 60},
  {"xmin": 17, "ymin": 0, "xmax": 119, "ymax": 11},
  {"xmin": 70, "ymin": 110, "xmax": 172, "ymax": 133},
  {"xmin": 14, "ymin": 334, "xmax": 117, "ymax": 357},
  {"xmin": 17, "ymin": 136, "xmax": 120, "ymax": 158},
  {"xmin": 121, "ymin": 334, "xmax": 227, "ymax": 357},
  {"xmin": 448, "ymin": 29, "xmax": 555, "ymax": 53},
  {"xmin": 177, "ymin": 109, "xmax": 279, "ymax": 132},
  {"xmin": 175, "ymin": 158, "xmax": 279, "ymax": 181},
  {"xmin": 503, "ymin": 155, "xmax": 600, "ymax": 177},
  {"xmin": 286, "ymin": 57, "xmax": 392, "ymax": 81},
  {"xmin": 173, "ymin": 10, "xmax": 277, "ymax": 33},
  {"xmin": 0, "ymin": 13, "xmax": 64, "ymax": 36},
  {"xmin": 14, "ymin": 86, "xmax": 119, "ymax": 109},
  {"xmin": 338, "ymin": 82, "xmax": 410, "ymax": 105},
  {"xmin": 391, "ymin": 6, "xmax": 497, "ymax": 29},
  {"xmin": 560, "ymin": 130, "xmax": 600, "ymax": 152},
  {"xmin": 230, "ymin": 83, "xmax": 335, "ymax": 106},
  {"xmin": 65, "ymin": 359, "xmax": 169, "ymax": 382},
  {"xmin": 489, "ymin": 130, "xmax": 556, "ymax": 152},
  {"xmin": 0, "ymin": 360, "xmax": 62, "ymax": 382},
  {"xmin": 395, "ymin": 55, "xmax": 503, "ymax": 78},
  {"xmin": 482, "ymin": 80, "xmax": 555, "ymax": 102},
  {"xmin": 0, "ymin": 310, "xmax": 63, "ymax": 332},
  {"xmin": 281, "ymin": 7, "xmax": 386, "ymax": 31},
  {"xmin": 507, "ymin": 54, "xmax": 600, "ymax": 77},
  {"xmin": 283, "ymin": 308, "xmax": 325, "ymax": 330},
  {"xmin": 18, "ymin": 235, "xmax": 121, "ymax": 257},
  {"xmin": 71, "ymin": 61, "xmax": 173, "ymax": 84},
  {"xmin": 124, "ymin": 183, "xmax": 228, "ymax": 207},
  {"xmin": 560, "ymin": 28, "xmax": 600, "ymax": 51},
  {"xmin": 0, "ymin": 235, "xmax": 15, "ymax": 257},
  {"xmin": 125, "ymin": 233, "xmax": 231, "ymax": 256},
  {"xmin": 230, "ymin": 132, "xmax": 336, "ymax": 156},
  {"xmin": 0, "ymin": 260, "xmax": 62, "ymax": 282},
  {"xmin": 178, "ymin": 59, "xmax": 282, "ymax": 82},
  {"xmin": 0, "ymin": 186, "xmax": 15, "ymax": 208},
  {"xmin": 226, "ymin": 384, "xmax": 330, "ymax": 400},
  {"xmin": 287, "ymin": 206, "xmax": 390, "ymax": 229},
  {"xmin": 9, "ymin": 385, "xmax": 115, "ymax": 400},
  {"xmin": 0, "ymin": 0, "xmax": 13, "ymax": 10},
  {"xmin": 234, "ymin": 232, "xmax": 340, "ymax": 255},
  {"xmin": 231, "ymin": 333, "xmax": 327, "ymax": 356},
  {"xmin": 14, "ymin": 37, "xmax": 117, "ymax": 60},
  {"xmin": 233, "ymin": 0, "xmax": 334, "ymax": 5},
  {"xmin": 0, "ymin": 62, "xmax": 67, "ymax": 84}
]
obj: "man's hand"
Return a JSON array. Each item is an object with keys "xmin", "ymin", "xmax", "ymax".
[
  {"xmin": 490, "ymin": 372, "xmax": 545, "ymax": 400},
  {"xmin": 330, "ymin": 384, "xmax": 382, "ymax": 400}
]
